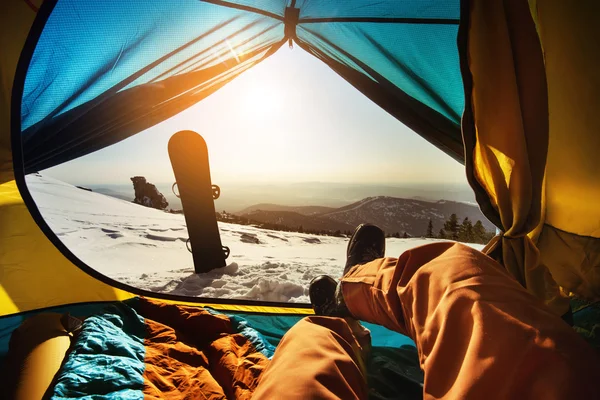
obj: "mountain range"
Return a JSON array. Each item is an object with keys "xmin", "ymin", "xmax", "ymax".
[
  {"xmin": 236, "ymin": 196, "xmax": 495, "ymax": 237},
  {"xmin": 86, "ymin": 182, "xmax": 494, "ymax": 237},
  {"xmin": 85, "ymin": 181, "xmax": 478, "ymax": 215}
]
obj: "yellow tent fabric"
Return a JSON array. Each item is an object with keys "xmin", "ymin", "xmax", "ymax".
[
  {"xmin": 461, "ymin": 0, "xmax": 567, "ymax": 315},
  {"xmin": 533, "ymin": 0, "xmax": 600, "ymax": 302},
  {"xmin": 463, "ymin": 0, "xmax": 600, "ymax": 313},
  {"xmin": 0, "ymin": 1, "xmax": 133, "ymax": 316},
  {"xmin": 0, "ymin": 0, "xmax": 37, "ymax": 184},
  {"xmin": 0, "ymin": 180, "xmax": 135, "ymax": 315}
]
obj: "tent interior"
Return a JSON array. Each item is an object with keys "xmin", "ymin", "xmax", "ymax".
[{"xmin": 0, "ymin": 0, "xmax": 599, "ymax": 399}]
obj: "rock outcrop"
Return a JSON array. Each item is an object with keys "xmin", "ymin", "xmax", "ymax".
[{"xmin": 130, "ymin": 176, "xmax": 168, "ymax": 210}]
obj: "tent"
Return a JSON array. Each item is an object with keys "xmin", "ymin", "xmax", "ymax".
[{"xmin": 1, "ymin": 0, "xmax": 599, "ymax": 396}]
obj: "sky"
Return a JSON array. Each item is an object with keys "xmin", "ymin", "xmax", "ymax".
[{"xmin": 43, "ymin": 46, "xmax": 467, "ymax": 188}]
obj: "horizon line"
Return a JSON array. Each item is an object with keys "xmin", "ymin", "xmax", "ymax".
[{"xmin": 80, "ymin": 180, "xmax": 471, "ymax": 188}]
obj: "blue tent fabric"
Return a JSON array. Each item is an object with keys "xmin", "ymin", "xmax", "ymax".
[
  {"xmin": 18, "ymin": 0, "xmax": 464, "ymax": 173},
  {"xmin": 295, "ymin": 0, "xmax": 459, "ymax": 20},
  {"xmin": 22, "ymin": 0, "xmax": 284, "ymax": 130},
  {"xmin": 297, "ymin": 23, "xmax": 462, "ymax": 122}
]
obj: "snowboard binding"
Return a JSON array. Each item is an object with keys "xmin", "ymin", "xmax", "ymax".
[{"xmin": 172, "ymin": 182, "xmax": 221, "ymax": 200}]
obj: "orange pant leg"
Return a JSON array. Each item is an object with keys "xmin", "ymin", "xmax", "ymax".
[
  {"xmin": 341, "ymin": 242, "xmax": 600, "ymax": 399},
  {"xmin": 252, "ymin": 316, "xmax": 370, "ymax": 399}
]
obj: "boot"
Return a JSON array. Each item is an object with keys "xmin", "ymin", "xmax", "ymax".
[{"xmin": 309, "ymin": 224, "xmax": 385, "ymax": 316}]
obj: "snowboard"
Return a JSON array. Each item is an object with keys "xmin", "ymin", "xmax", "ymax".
[{"xmin": 168, "ymin": 130, "xmax": 226, "ymax": 274}]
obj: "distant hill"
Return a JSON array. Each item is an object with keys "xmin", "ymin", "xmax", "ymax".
[
  {"xmin": 93, "ymin": 182, "xmax": 494, "ymax": 237},
  {"xmin": 236, "ymin": 203, "xmax": 336, "ymax": 216},
  {"xmin": 321, "ymin": 196, "xmax": 494, "ymax": 236},
  {"xmin": 239, "ymin": 210, "xmax": 354, "ymax": 233},
  {"xmin": 85, "ymin": 181, "xmax": 477, "ymax": 215},
  {"xmin": 239, "ymin": 196, "xmax": 494, "ymax": 237}
]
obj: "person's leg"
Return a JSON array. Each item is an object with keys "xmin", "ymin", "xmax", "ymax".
[
  {"xmin": 341, "ymin": 242, "xmax": 600, "ymax": 399},
  {"xmin": 252, "ymin": 316, "xmax": 371, "ymax": 399},
  {"xmin": 254, "ymin": 224, "xmax": 384, "ymax": 399}
]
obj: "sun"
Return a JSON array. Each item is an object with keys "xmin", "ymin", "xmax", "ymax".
[{"xmin": 239, "ymin": 83, "xmax": 283, "ymax": 120}]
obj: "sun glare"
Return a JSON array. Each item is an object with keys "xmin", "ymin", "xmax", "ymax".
[
  {"xmin": 239, "ymin": 84, "xmax": 287, "ymax": 160},
  {"xmin": 240, "ymin": 85, "xmax": 282, "ymax": 120},
  {"xmin": 44, "ymin": 47, "xmax": 468, "ymax": 187}
]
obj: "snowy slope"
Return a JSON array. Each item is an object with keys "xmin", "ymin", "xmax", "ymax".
[{"xmin": 26, "ymin": 174, "xmax": 483, "ymax": 303}]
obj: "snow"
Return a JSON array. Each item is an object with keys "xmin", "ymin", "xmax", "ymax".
[{"xmin": 26, "ymin": 174, "xmax": 484, "ymax": 303}]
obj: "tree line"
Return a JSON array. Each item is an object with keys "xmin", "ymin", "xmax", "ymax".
[
  {"xmin": 170, "ymin": 207, "xmax": 497, "ymax": 244},
  {"xmin": 425, "ymin": 214, "xmax": 495, "ymax": 244},
  {"xmin": 216, "ymin": 211, "xmax": 495, "ymax": 244},
  {"xmin": 215, "ymin": 212, "xmax": 352, "ymax": 238}
]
